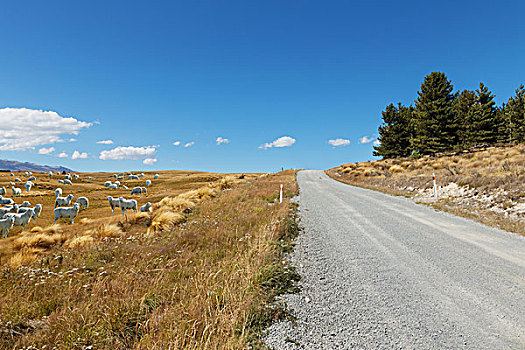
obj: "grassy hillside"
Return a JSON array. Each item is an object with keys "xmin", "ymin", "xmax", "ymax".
[
  {"xmin": 327, "ymin": 144, "xmax": 525, "ymax": 235},
  {"xmin": 0, "ymin": 170, "xmax": 299, "ymax": 348}
]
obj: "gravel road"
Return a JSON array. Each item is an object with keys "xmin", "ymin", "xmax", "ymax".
[{"xmin": 264, "ymin": 170, "xmax": 525, "ymax": 349}]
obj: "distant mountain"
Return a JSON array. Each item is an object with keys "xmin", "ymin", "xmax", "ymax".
[{"xmin": 0, "ymin": 159, "xmax": 73, "ymax": 173}]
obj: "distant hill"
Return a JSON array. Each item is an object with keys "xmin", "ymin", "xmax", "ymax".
[{"xmin": 0, "ymin": 159, "xmax": 73, "ymax": 173}]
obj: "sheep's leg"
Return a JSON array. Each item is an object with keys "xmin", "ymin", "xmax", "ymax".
[{"xmin": 71, "ymin": 218, "xmax": 74, "ymax": 224}]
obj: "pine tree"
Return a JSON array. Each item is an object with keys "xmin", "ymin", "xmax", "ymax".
[
  {"xmin": 373, "ymin": 103, "xmax": 412, "ymax": 158},
  {"xmin": 454, "ymin": 89, "xmax": 476, "ymax": 148},
  {"xmin": 504, "ymin": 85, "xmax": 525, "ymax": 143},
  {"xmin": 470, "ymin": 82, "xmax": 498, "ymax": 145},
  {"xmin": 412, "ymin": 72, "xmax": 456, "ymax": 155}
]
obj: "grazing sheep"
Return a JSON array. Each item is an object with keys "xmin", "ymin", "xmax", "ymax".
[
  {"xmin": 104, "ymin": 181, "xmax": 112, "ymax": 187},
  {"xmin": 0, "ymin": 196, "xmax": 14, "ymax": 205},
  {"xmin": 117, "ymin": 176, "xmax": 123, "ymax": 180},
  {"xmin": 122, "ymin": 185, "xmax": 129, "ymax": 190},
  {"xmin": 55, "ymin": 188, "xmax": 63, "ymax": 198},
  {"xmin": 24, "ymin": 181, "xmax": 33, "ymax": 192},
  {"xmin": 11, "ymin": 186, "xmax": 22, "ymax": 197},
  {"xmin": 65, "ymin": 174, "xmax": 72, "ymax": 181},
  {"xmin": 130, "ymin": 187, "xmax": 143, "ymax": 195},
  {"xmin": 6, "ymin": 209, "xmax": 36, "ymax": 231},
  {"xmin": 153, "ymin": 174, "xmax": 159, "ymax": 180},
  {"xmin": 139, "ymin": 173, "xmax": 144, "ymax": 178},
  {"xmin": 15, "ymin": 178, "xmax": 21, "ymax": 182},
  {"xmin": 10, "ymin": 173, "xmax": 13, "ymax": 177},
  {"xmin": 114, "ymin": 181, "xmax": 120, "ymax": 186},
  {"xmin": 28, "ymin": 176, "xmax": 36, "ymax": 182},
  {"xmin": 19, "ymin": 204, "xmax": 42, "ymax": 223},
  {"xmin": 140, "ymin": 202, "xmax": 152, "ymax": 212},
  {"xmin": 87, "ymin": 176, "xmax": 94, "ymax": 180},
  {"xmin": 58, "ymin": 179, "xmax": 65, "ymax": 184},
  {"xmin": 145, "ymin": 180, "xmax": 151, "ymax": 187},
  {"xmin": 118, "ymin": 197, "xmax": 137, "ymax": 215},
  {"xmin": 107, "ymin": 196, "xmax": 121, "ymax": 213},
  {"xmin": 64, "ymin": 179, "xmax": 73, "ymax": 185},
  {"xmin": 55, "ymin": 194, "xmax": 74, "ymax": 208},
  {"xmin": 0, "ymin": 187, "xmax": 5, "ymax": 196},
  {"xmin": 48, "ymin": 171, "xmax": 53, "ymax": 177},
  {"xmin": 127, "ymin": 175, "xmax": 140, "ymax": 180},
  {"xmin": 0, "ymin": 204, "xmax": 19, "ymax": 217},
  {"xmin": 141, "ymin": 187, "xmax": 147, "ymax": 194},
  {"xmin": 109, "ymin": 183, "xmax": 118, "ymax": 189},
  {"xmin": 0, "ymin": 216, "xmax": 15, "ymax": 238},
  {"xmin": 54, "ymin": 203, "xmax": 80, "ymax": 224},
  {"xmin": 72, "ymin": 174, "xmax": 79, "ymax": 180},
  {"xmin": 20, "ymin": 201, "xmax": 31, "ymax": 207},
  {"xmin": 75, "ymin": 197, "xmax": 89, "ymax": 210}
]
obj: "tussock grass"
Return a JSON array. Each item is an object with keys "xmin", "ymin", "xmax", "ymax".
[
  {"xmin": 85, "ymin": 223, "xmax": 124, "ymax": 239},
  {"xmin": 149, "ymin": 211, "xmax": 185, "ymax": 232}
]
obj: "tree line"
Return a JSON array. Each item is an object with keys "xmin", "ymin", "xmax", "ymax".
[{"xmin": 373, "ymin": 71, "xmax": 525, "ymax": 158}]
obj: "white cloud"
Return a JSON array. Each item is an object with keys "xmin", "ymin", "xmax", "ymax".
[
  {"xmin": 143, "ymin": 158, "xmax": 157, "ymax": 165},
  {"xmin": 172, "ymin": 141, "xmax": 181, "ymax": 146},
  {"xmin": 69, "ymin": 138, "xmax": 77, "ymax": 142},
  {"xmin": 216, "ymin": 137, "xmax": 230, "ymax": 145},
  {"xmin": 99, "ymin": 145, "xmax": 157, "ymax": 161},
  {"xmin": 71, "ymin": 150, "xmax": 88, "ymax": 159},
  {"xmin": 58, "ymin": 152, "xmax": 68, "ymax": 158},
  {"xmin": 184, "ymin": 142, "xmax": 194, "ymax": 148},
  {"xmin": 0, "ymin": 108, "xmax": 92, "ymax": 151},
  {"xmin": 373, "ymin": 139, "xmax": 381, "ymax": 146},
  {"xmin": 359, "ymin": 136, "xmax": 373, "ymax": 144},
  {"xmin": 38, "ymin": 147, "xmax": 55, "ymax": 155},
  {"xmin": 259, "ymin": 136, "xmax": 296, "ymax": 149},
  {"xmin": 97, "ymin": 140, "xmax": 114, "ymax": 145},
  {"xmin": 328, "ymin": 138, "xmax": 350, "ymax": 147}
]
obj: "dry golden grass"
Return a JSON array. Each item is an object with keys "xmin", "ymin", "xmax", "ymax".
[
  {"xmin": 85, "ymin": 223, "xmax": 124, "ymax": 239},
  {"xmin": 0, "ymin": 170, "xmax": 298, "ymax": 349},
  {"xmin": 149, "ymin": 211, "xmax": 185, "ymax": 232}
]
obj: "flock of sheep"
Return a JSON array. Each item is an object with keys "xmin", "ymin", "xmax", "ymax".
[{"xmin": 0, "ymin": 170, "xmax": 159, "ymax": 239}]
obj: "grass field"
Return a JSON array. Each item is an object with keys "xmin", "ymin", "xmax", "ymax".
[
  {"xmin": 0, "ymin": 169, "xmax": 299, "ymax": 348},
  {"xmin": 327, "ymin": 144, "xmax": 525, "ymax": 235}
]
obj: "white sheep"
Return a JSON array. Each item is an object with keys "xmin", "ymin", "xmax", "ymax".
[
  {"xmin": 0, "ymin": 204, "xmax": 19, "ymax": 217},
  {"xmin": 139, "ymin": 173, "xmax": 144, "ymax": 178},
  {"xmin": 58, "ymin": 179, "xmax": 65, "ymax": 184},
  {"xmin": 55, "ymin": 188, "xmax": 63, "ymax": 198},
  {"xmin": 114, "ymin": 181, "xmax": 121, "ymax": 186},
  {"xmin": 104, "ymin": 181, "xmax": 112, "ymax": 188},
  {"xmin": 118, "ymin": 197, "xmax": 137, "ymax": 215},
  {"xmin": 0, "ymin": 196, "xmax": 14, "ymax": 205},
  {"xmin": 153, "ymin": 174, "xmax": 159, "ymax": 180},
  {"xmin": 28, "ymin": 176, "xmax": 36, "ymax": 181},
  {"xmin": 19, "ymin": 204, "xmax": 42, "ymax": 223},
  {"xmin": 75, "ymin": 197, "xmax": 89, "ymax": 210},
  {"xmin": 141, "ymin": 187, "xmax": 147, "ymax": 194},
  {"xmin": 107, "ymin": 196, "xmax": 121, "ymax": 213},
  {"xmin": 55, "ymin": 194, "xmax": 74, "ymax": 208},
  {"xmin": 6, "ymin": 209, "xmax": 36, "ymax": 231},
  {"xmin": 127, "ymin": 175, "xmax": 140, "ymax": 180},
  {"xmin": 15, "ymin": 177, "xmax": 21, "ymax": 182},
  {"xmin": 11, "ymin": 186, "xmax": 22, "ymax": 197},
  {"xmin": 24, "ymin": 181, "xmax": 33, "ymax": 192},
  {"xmin": 72, "ymin": 174, "xmax": 79, "ymax": 180},
  {"xmin": 48, "ymin": 171, "xmax": 53, "ymax": 177},
  {"xmin": 109, "ymin": 183, "xmax": 118, "ymax": 189},
  {"xmin": 64, "ymin": 179, "xmax": 73, "ymax": 185},
  {"xmin": 54, "ymin": 203, "xmax": 80, "ymax": 224},
  {"xmin": 10, "ymin": 173, "xmax": 13, "ymax": 177},
  {"xmin": 130, "ymin": 187, "xmax": 143, "ymax": 195},
  {"xmin": 122, "ymin": 185, "xmax": 129, "ymax": 190},
  {"xmin": 140, "ymin": 202, "xmax": 152, "ymax": 212},
  {"xmin": 0, "ymin": 187, "xmax": 5, "ymax": 196},
  {"xmin": 65, "ymin": 174, "xmax": 72, "ymax": 181},
  {"xmin": 87, "ymin": 176, "xmax": 94, "ymax": 180},
  {"xmin": 20, "ymin": 201, "xmax": 31, "ymax": 207},
  {"xmin": 146, "ymin": 180, "xmax": 152, "ymax": 187},
  {"xmin": 0, "ymin": 216, "xmax": 15, "ymax": 238}
]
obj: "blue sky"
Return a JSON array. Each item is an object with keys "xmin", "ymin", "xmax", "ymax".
[{"xmin": 0, "ymin": 0, "xmax": 524, "ymax": 173}]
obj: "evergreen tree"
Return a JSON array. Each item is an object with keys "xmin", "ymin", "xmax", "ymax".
[
  {"xmin": 412, "ymin": 72, "xmax": 456, "ymax": 155},
  {"xmin": 454, "ymin": 89, "xmax": 476, "ymax": 148},
  {"xmin": 504, "ymin": 85, "xmax": 525, "ymax": 143},
  {"xmin": 470, "ymin": 82, "xmax": 499, "ymax": 145},
  {"xmin": 373, "ymin": 103, "xmax": 412, "ymax": 158}
]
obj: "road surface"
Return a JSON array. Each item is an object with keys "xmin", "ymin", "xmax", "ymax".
[{"xmin": 264, "ymin": 170, "xmax": 525, "ymax": 349}]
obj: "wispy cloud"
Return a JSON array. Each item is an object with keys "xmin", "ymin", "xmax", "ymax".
[
  {"xmin": 328, "ymin": 138, "xmax": 350, "ymax": 147},
  {"xmin": 69, "ymin": 138, "xmax": 77, "ymax": 142},
  {"xmin": 58, "ymin": 152, "xmax": 68, "ymax": 158},
  {"xmin": 172, "ymin": 141, "xmax": 181, "ymax": 146},
  {"xmin": 38, "ymin": 147, "xmax": 55, "ymax": 155},
  {"xmin": 259, "ymin": 136, "xmax": 296, "ymax": 149},
  {"xmin": 99, "ymin": 145, "xmax": 157, "ymax": 161},
  {"xmin": 0, "ymin": 108, "xmax": 92, "ymax": 151},
  {"xmin": 184, "ymin": 142, "xmax": 194, "ymax": 148},
  {"xmin": 97, "ymin": 140, "xmax": 113, "ymax": 145},
  {"xmin": 359, "ymin": 136, "xmax": 373, "ymax": 144},
  {"xmin": 373, "ymin": 139, "xmax": 380, "ymax": 146},
  {"xmin": 216, "ymin": 136, "xmax": 230, "ymax": 145},
  {"xmin": 143, "ymin": 158, "xmax": 157, "ymax": 165},
  {"xmin": 71, "ymin": 150, "xmax": 88, "ymax": 159}
]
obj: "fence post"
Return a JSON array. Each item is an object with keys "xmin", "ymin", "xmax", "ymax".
[
  {"xmin": 432, "ymin": 173, "xmax": 437, "ymax": 199},
  {"xmin": 280, "ymin": 184, "xmax": 283, "ymax": 203}
]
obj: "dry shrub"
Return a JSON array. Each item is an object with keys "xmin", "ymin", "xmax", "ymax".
[
  {"xmin": 342, "ymin": 167, "xmax": 352, "ymax": 174},
  {"xmin": 31, "ymin": 224, "xmax": 62, "ymax": 235},
  {"xmin": 363, "ymin": 169, "xmax": 372, "ymax": 177},
  {"xmin": 65, "ymin": 235, "xmax": 95, "ymax": 249},
  {"xmin": 85, "ymin": 224, "xmax": 123, "ymax": 239},
  {"xmin": 149, "ymin": 211, "xmax": 185, "ymax": 232},
  {"xmin": 12, "ymin": 233, "xmax": 64, "ymax": 250},
  {"xmin": 389, "ymin": 165, "xmax": 404, "ymax": 173},
  {"xmin": 127, "ymin": 212, "xmax": 152, "ymax": 225},
  {"xmin": 401, "ymin": 161, "xmax": 412, "ymax": 168},
  {"xmin": 180, "ymin": 186, "xmax": 217, "ymax": 201},
  {"xmin": 8, "ymin": 247, "xmax": 42, "ymax": 267},
  {"xmin": 155, "ymin": 196, "xmax": 195, "ymax": 213},
  {"xmin": 218, "ymin": 176, "xmax": 235, "ymax": 189}
]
